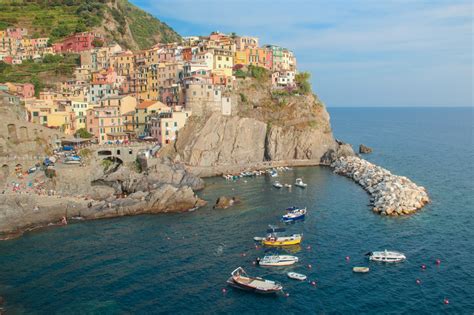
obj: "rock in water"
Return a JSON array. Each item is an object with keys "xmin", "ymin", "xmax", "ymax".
[
  {"xmin": 359, "ymin": 144, "xmax": 373, "ymax": 154},
  {"xmin": 214, "ymin": 196, "xmax": 240, "ymax": 209}
]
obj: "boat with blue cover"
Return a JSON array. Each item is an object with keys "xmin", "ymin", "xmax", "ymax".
[{"xmin": 282, "ymin": 207, "xmax": 307, "ymax": 222}]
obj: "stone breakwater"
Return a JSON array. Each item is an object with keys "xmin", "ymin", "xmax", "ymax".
[{"xmin": 331, "ymin": 156, "xmax": 430, "ymax": 216}]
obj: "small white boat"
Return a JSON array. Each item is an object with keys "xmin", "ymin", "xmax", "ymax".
[
  {"xmin": 256, "ymin": 255, "xmax": 299, "ymax": 267},
  {"xmin": 353, "ymin": 266, "xmax": 370, "ymax": 273},
  {"xmin": 287, "ymin": 272, "xmax": 307, "ymax": 281},
  {"xmin": 284, "ymin": 184, "xmax": 292, "ymax": 188},
  {"xmin": 367, "ymin": 250, "xmax": 406, "ymax": 263},
  {"xmin": 295, "ymin": 178, "xmax": 307, "ymax": 188},
  {"xmin": 273, "ymin": 181, "xmax": 283, "ymax": 189}
]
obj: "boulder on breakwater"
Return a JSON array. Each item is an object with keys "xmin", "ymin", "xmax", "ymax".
[{"xmin": 331, "ymin": 156, "xmax": 429, "ymax": 216}]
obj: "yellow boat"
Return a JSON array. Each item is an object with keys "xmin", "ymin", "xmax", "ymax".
[{"xmin": 262, "ymin": 234, "xmax": 302, "ymax": 246}]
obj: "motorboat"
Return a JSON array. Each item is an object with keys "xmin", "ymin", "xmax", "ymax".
[
  {"xmin": 270, "ymin": 170, "xmax": 278, "ymax": 177},
  {"xmin": 273, "ymin": 181, "xmax": 283, "ymax": 189},
  {"xmin": 295, "ymin": 178, "xmax": 307, "ymax": 188},
  {"xmin": 282, "ymin": 208, "xmax": 307, "ymax": 222},
  {"xmin": 256, "ymin": 255, "xmax": 299, "ymax": 267},
  {"xmin": 367, "ymin": 250, "xmax": 406, "ymax": 263},
  {"xmin": 262, "ymin": 234, "xmax": 303, "ymax": 246},
  {"xmin": 287, "ymin": 272, "xmax": 307, "ymax": 281},
  {"xmin": 353, "ymin": 266, "xmax": 370, "ymax": 273},
  {"xmin": 226, "ymin": 267, "xmax": 283, "ymax": 294}
]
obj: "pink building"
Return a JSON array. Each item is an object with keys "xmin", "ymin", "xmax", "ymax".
[
  {"xmin": 14, "ymin": 83, "xmax": 35, "ymax": 98},
  {"xmin": 91, "ymin": 68, "xmax": 117, "ymax": 85},
  {"xmin": 53, "ymin": 32, "xmax": 97, "ymax": 53},
  {"xmin": 6, "ymin": 28, "xmax": 26, "ymax": 40},
  {"xmin": 264, "ymin": 50, "xmax": 273, "ymax": 70}
]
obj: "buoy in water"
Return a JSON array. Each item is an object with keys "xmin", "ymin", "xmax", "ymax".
[
  {"xmin": 310, "ymin": 281, "xmax": 317, "ymax": 286},
  {"xmin": 444, "ymin": 298, "xmax": 449, "ymax": 305},
  {"xmin": 285, "ymin": 293, "xmax": 290, "ymax": 297},
  {"xmin": 416, "ymin": 279, "xmax": 421, "ymax": 285},
  {"xmin": 222, "ymin": 288, "xmax": 227, "ymax": 294},
  {"xmin": 421, "ymin": 264, "xmax": 426, "ymax": 270},
  {"xmin": 435, "ymin": 259, "xmax": 441, "ymax": 265},
  {"xmin": 307, "ymin": 264, "xmax": 312, "ymax": 269},
  {"xmin": 241, "ymin": 253, "xmax": 246, "ymax": 257},
  {"xmin": 306, "ymin": 245, "xmax": 311, "ymax": 250},
  {"xmin": 345, "ymin": 256, "xmax": 350, "ymax": 261}
]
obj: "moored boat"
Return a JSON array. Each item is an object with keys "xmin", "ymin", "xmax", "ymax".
[
  {"xmin": 262, "ymin": 234, "xmax": 303, "ymax": 246},
  {"xmin": 367, "ymin": 250, "xmax": 406, "ymax": 263},
  {"xmin": 284, "ymin": 184, "xmax": 292, "ymax": 188},
  {"xmin": 353, "ymin": 266, "xmax": 370, "ymax": 273},
  {"xmin": 226, "ymin": 267, "xmax": 283, "ymax": 294},
  {"xmin": 295, "ymin": 178, "xmax": 307, "ymax": 188},
  {"xmin": 256, "ymin": 255, "xmax": 299, "ymax": 267},
  {"xmin": 273, "ymin": 181, "xmax": 283, "ymax": 189},
  {"xmin": 287, "ymin": 272, "xmax": 307, "ymax": 281},
  {"xmin": 282, "ymin": 207, "xmax": 307, "ymax": 222}
]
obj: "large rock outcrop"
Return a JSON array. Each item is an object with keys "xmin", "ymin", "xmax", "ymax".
[
  {"xmin": 0, "ymin": 158, "xmax": 206, "ymax": 239},
  {"xmin": 173, "ymin": 113, "xmax": 267, "ymax": 167},
  {"xmin": 265, "ymin": 125, "xmax": 336, "ymax": 161},
  {"xmin": 164, "ymin": 87, "xmax": 349, "ymax": 176}
]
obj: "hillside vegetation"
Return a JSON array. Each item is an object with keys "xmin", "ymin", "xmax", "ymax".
[
  {"xmin": 0, "ymin": 0, "xmax": 181, "ymax": 49},
  {"xmin": 0, "ymin": 54, "xmax": 80, "ymax": 95}
]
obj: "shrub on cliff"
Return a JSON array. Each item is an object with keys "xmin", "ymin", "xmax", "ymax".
[{"xmin": 295, "ymin": 72, "xmax": 312, "ymax": 95}]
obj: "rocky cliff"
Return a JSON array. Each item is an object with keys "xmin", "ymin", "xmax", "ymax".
[
  {"xmin": 0, "ymin": 155, "xmax": 206, "ymax": 239},
  {"xmin": 165, "ymin": 77, "xmax": 350, "ymax": 176}
]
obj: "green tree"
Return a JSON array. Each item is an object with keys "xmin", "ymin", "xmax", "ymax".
[
  {"xmin": 295, "ymin": 72, "xmax": 312, "ymax": 95},
  {"xmin": 74, "ymin": 128, "xmax": 93, "ymax": 139}
]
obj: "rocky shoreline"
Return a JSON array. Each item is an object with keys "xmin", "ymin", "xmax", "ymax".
[{"xmin": 331, "ymin": 156, "xmax": 430, "ymax": 216}]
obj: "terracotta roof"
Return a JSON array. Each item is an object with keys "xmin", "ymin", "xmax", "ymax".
[{"xmin": 137, "ymin": 100, "xmax": 157, "ymax": 109}]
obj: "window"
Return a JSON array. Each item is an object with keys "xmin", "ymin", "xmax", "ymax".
[{"xmin": 174, "ymin": 122, "xmax": 177, "ymax": 127}]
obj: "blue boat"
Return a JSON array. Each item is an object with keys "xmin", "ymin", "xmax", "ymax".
[{"xmin": 282, "ymin": 208, "xmax": 307, "ymax": 222}]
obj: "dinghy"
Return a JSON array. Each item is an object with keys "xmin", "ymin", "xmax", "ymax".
[
  {"xmin": 287, "ymin": 272, "xmax": 307, "ymax": 281},
  {"xmin": 353, "ymin": 266, "xmax": 370, "ymax": 273},
  {"xmin": 227, "ymin": 267, "xmax": 283, "ymax": 294}
]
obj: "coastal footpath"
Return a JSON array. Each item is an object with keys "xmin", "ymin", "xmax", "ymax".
[{"xmin": 331, "ymin": 156, "xmax": 430, "ymax": 216}]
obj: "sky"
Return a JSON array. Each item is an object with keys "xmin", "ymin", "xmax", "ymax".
[{"xmin": 130, "ymin": 0, "xmax": 473, "ymax": 107}]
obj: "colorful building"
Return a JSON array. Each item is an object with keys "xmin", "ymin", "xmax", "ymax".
[
  {"xmin": 86, "ymin": 106, "xmax": 125, "ymax": 143},
  {"xmin": 52, "ymin": 32, "xmax": 98, "ymax": 53},
  {"xmin": 148, "ymin": 110, "xmax": 191, "ymax": 145},
  {"xmin": 134, "ymin": 100, "xmax": 171, "ymax": 136}
]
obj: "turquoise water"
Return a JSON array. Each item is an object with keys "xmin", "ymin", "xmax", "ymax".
[{"xmin": 0, "ymin": 107, "xmax": 473, "ymax": 314}]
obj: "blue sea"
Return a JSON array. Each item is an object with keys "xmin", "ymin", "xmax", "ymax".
[{"xmin": 0, "ymin": 107, "xmax": 473, "ymax": 314}]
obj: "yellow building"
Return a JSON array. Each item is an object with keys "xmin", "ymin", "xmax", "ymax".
[
  {"xmin": 234, "ymin": 51, "xmax": 247, "ymax": 66},
  {"xmin": 47, "ymin": 111, "xmax": 73, "ymax": 135},
  {"xmin": 134, "ymin": 100, "xmax": 171, "ymax": 136},
  {"xmin": 100, "ymin": 95, "xmax": 137, "ymax": 115},
  {"xmin": 69, "ymin": 101, "xmax": 95, "ymax": 130},
  {"xmin": 212, "ymin": 49, "xmax": 233, "ymax": 77}
]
